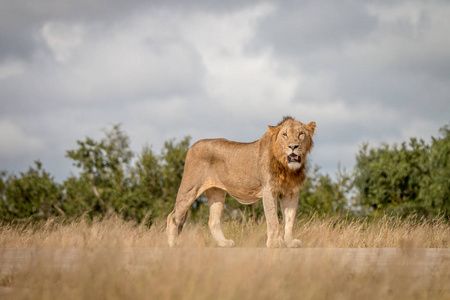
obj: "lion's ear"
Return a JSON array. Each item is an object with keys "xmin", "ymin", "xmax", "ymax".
[
  {"xmin": 268, "ymin": 125, "xmax": 278, "ymax": 133},
  {"xmin": 306, "ymin": 122, "xmax": 316, "ymax": 136}
]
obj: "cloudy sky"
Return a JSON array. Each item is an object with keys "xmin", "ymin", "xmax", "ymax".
[{"xmin": 1, "ymin": 0, "xmax": 449, "ymax": 183}]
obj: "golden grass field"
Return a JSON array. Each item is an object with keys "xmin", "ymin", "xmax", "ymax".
[{"xmin": 1, "ymin": 214, "xmax": 449, "ymax": 299}]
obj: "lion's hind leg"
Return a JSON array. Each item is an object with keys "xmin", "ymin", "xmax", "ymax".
[
  {"xmin": 167, "ymin": 210, "xmax": 179, "ymax": 247},
  {"xmin": 206, "ymin": 188, "xmax": 235, "ymax": 248},
  {"xmin": 167, "ymin": 185, "xmax": 201, "ymax": 248},
  {"xmin": 166, "ymin": 209, "xmax": 188, "ymax": 247}
]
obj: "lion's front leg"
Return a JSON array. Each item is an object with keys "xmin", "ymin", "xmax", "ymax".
[
  {"xmin": 280, "ymin": 193, "xmax": 302, "ymax": 248},
  {"xmin": 206, "ymin": 188, "xmax": 235, "ymax": 248},
  {"xmin": 262, "ymin": 190, "xmax": 284, "ymax": 248}
]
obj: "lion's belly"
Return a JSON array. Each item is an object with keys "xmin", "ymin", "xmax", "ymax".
[
  {"xmin": 204, "ymin": 179, "xmax": 262, "ymax": 204},
  {"xmin": 214, "ymin": 173, "xmax": 263, "ymax": 204},
  {"xmin": 226, "ymin": 187, "xmax": 262, "ymax": 205},
  {"xmin": 230, "ymin": 195, "xmax": 261, "ymax": 205}
]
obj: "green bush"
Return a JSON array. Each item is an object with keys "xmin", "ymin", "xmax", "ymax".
[
  {"xmin": 354, "ymin": 125, "xmax": 449, "ymax": 218},
  {"xmin": 1, "ymin": 123, "xmax": 448, "ymax": 223},
  {"xmin": 0, "ymin": 161, "xmax": 63, "ymax": 221}
]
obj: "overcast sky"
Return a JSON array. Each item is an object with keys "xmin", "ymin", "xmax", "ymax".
[{"xmin": 1, "ymin": 0, "xmax": 449, "ymax": 183}]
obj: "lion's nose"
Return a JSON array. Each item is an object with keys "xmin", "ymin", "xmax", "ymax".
[{"xmin": 288, "ymin": 145, "xmax": 299, "ymax": 150}]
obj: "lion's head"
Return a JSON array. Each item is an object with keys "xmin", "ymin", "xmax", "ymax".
[{"xmin": 269, "ymin": 116, "xmax": 316, "ymax": 170}]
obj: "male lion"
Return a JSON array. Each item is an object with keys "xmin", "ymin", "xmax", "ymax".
[{"xmin": 167, "ymin": 116, "xmax": 316, "ymax": 248}]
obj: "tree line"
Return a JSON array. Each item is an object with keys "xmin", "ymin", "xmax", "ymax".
[{"xmin": 1, "ymin": 124, "xmax": 449, "ymax": 223}]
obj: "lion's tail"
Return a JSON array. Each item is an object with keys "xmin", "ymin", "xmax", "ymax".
[{"xmin": 177, "ymin": 211, "xmax": 188, "ymax": 235}]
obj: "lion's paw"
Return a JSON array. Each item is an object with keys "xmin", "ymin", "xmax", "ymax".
[
  {"xmin": 266, "ymin": 238, "xmax": 284, "ymax": 248},
  {"xmin": 218, "ymin": 239, "xmax": 235, "ymax": 248},
  {"xmin": 286, "ymin": 239, "xmax": 302, "ymax": 248},
  {"xmin": 168, "ymin": 240, "xmax": 178, "ymax": 248}
]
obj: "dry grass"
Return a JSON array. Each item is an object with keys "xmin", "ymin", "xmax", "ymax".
[
  {"xmin": 1, "ymin": 214, "xmax": 448, "ymax": 248},
  {"xmin": 1, "ymin": 215, "xmax": 449, "ymax": 299}
]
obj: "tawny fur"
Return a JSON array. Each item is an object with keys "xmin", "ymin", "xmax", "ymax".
[{"xmin": 167, "ymin": 116, "xmax": 316, "ymax": 248}]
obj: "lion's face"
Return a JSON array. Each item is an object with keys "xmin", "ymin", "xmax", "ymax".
[{"xmin": 271, "ymin": 119, "xmax": 315, "ymax": 170}]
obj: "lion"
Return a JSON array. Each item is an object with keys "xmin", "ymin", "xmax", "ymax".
[{"xmin": 167, "ymin": 116, "xmax": 316, "ymax": 248}]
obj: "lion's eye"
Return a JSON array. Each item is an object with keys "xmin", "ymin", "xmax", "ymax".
[
  {"xmin": 299, "ymin": 132, "xmax": 305, "ymax": 139},
  {"xmin": 282, "ymin": 133, "xmax": 288, "ymax": 138}
]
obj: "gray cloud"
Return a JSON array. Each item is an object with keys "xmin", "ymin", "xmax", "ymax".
[
  {"xmin": 255, "ymin": 0, "xmax": 450, "ymax": 131},
  {"xmin": 0, "ymin": 0, "xmax": 264, "ymax": 60},
  {"xmin": 254, "ymin": 0, "xmax": 377, "ymax": 57},
  {"xmin": 1, "ymin": 0, "xmax": 449, "ymax": 182}
]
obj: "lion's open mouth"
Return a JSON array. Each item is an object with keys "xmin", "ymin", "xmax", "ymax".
[{"xmin": 287, "ymin": 153, "xmax": 301, "ymax": 163}]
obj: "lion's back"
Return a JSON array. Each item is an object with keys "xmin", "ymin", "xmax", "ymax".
[
  {"xmin": 184, "ymin": 138, "xmax": 260, "ymax": 176},
  {"xmin": 188, "ymin": 138, "xmax": 257, "ymax": 160}
]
